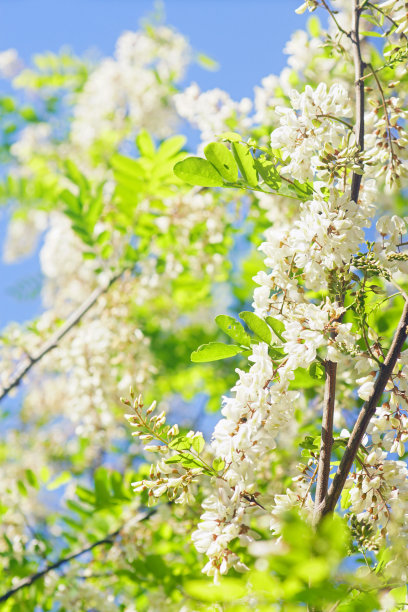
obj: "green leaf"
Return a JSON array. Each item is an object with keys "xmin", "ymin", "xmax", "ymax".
[
  {"xmin": 184, "ymin": 578, "xmax": 247, "ymax": 603},
  {"xmin": 340, "ymin": 488, "xmax": 351, "ymax": 510},
  {"xmin": 218, "ymin": 131, "xmax": 242, "ymax": 142},
  {"xmin": 168, "ymin": 434, "xmax": 192, "ymax": 451},
  {"xmin": 204, "ymin": 142, "xmax": 238, "ymax": 182},
  {"xmin": 94, "ymin": 467, "xmax": 111, "ymax": 506},
  {"xmin": 389, "ymin": 586, "xmax": 407, "ymax": 605},
  {"xmin": 25, "ymin": 469, "xmax": 39, "ymax": 488},
  {"xmin": 157, "ymin": 135, "xmax": 186, "ymax": 159},
  {"xmin": 212, "ymin": 457, "xmax": 225, "ymax": 472},
  {"xmin": 253, "ymin": 156, "xmax": 280, "ymax": 187},
  {"xmin": 309, "ymin": 361, "xmax": 325, "ymax": 380},
  {"xmin": 192, "ymin": 434, "xmax": 205, "ymax": 454},
  {"xmin": 164, "ymin": 455, "xmax": 183, "ymax": 465},
  {"xmin": 197, "ymin": 53, "xmax": 219, "ymax": 71},
  {"xmin": 239, "ymin": 311, "xmax": 272, "ymax": 344},
  {"xmin": 174, "ymin": 157, "xmax": 224, "ymax": 187},
  {"xmin": 215, "ymin": 314, "xmax": 251, "ymax": 346},
  {"xmin": 191, "ymin": 342, "xmax": 245, "ymax": 362},
  {"xmin": 136, "ymin": 129, "xmax": 155, "ymax": 157},
  {"xmin": 269, "ymin": 346, "xmax": 286, "ymax": 361},
  {"xmin": 231, "ymin": 142, "xmax": 258, "ymax": 187},
  {"xmin": 179, "ymin": 452, "xmax": 203, "ymax": 469},
  {"xmin": 360, "ymin": 30, "xmax": 384, "ymax": 38},
  {"xmin": 289, "ymin": 367, "xmax": 324, "ymax": 390},
  {"xmin": 265, "ymin": 316, "xmax": 286, "ymax": 342},
  {"xmin": 307, "ymin": 15, "xmax": 321, "ymax": 37}
]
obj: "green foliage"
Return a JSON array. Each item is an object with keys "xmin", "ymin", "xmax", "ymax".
[{"xmin": 191, "ymin": 342, "xmax": 245, "ymax": 362}]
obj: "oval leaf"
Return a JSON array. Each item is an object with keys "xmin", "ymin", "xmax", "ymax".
[
  {"xmin": 204, "ymin": 142, "xmax": 238, "ymax": 182},
  {"xmin": 136, "ymin": 129, "xmax": 155, "ymax": 157},
  {"xmin": 157, "ymin": 135, "xmax": 186, "ymax": 159},
  {"xmin": 232, "ymin": 142, "xmax": 258, "ymax": 187},
  {"xmin": 191, "ymin": 342, "xmax": 244, "ymax": 362},
  {"xmin": 174, "ymin": 157, "xmax": 224, "ymax": 187},
  {"xmin": 309, "ymin": 361, "xmax": 325, "ymax": 380},
  {"xmin": 265, "ymin": 316, "xmax": 286, "ymax": 342},
  {"xmin": 239, "ymin": 311, "xmax": 272, "ymax": 344},
  {"xmin": 215, "ymin": 314, "xmax": 251, "ymax": 346}
]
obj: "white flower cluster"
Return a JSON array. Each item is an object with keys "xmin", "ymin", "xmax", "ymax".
[
  {"xmin": 378, "ymin": 0, "xmax": 408, "ymax": 36},
  {"xmin": 71, "ymin": 26, "xmax": 190, "ymax": 149},
  {"xmin": 270, "ymin": 83, "xmax": 354, "ymax": 182},
  {"xmin": 365, "ymin": 96, "xmax": 408, "ymax": 191},
  {"xmin": 0, "ymin": 48, "xmax": 23, "ymax": 79},
  {"xmin": 174, "ymin": 83, "xmax": 252, "ymax": 143}
]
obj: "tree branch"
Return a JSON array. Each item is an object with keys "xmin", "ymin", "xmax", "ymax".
[
  {"xmin": 315, "ymin": 299, "xmax": 408, "ymax": 521},
  {"xmin": 314, "ymin": 0, "xmax": 366, "ymax": 516},
  {"xmin": 0, "ymin": 528, "xmax": 121, "ymax": 603},
  {"xmin": 0, "ymin": 509, "xmax": 155, "ymax": 603},
  {"xmin": 0, "ymin": 269, "xmax": 124, "ymax": 403},
  {"xmin": 315, "ymin": 360, "xmax": 337, "ymax": 509}
]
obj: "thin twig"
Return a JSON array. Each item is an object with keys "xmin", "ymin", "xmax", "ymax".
[
  {"xmin": 0, "ymin": 509, "xmax": 155, "ymax": 603},
  {"xmin": 314, "ymin": 0, "xmax": 366, "ymax": 519},
  {"xmin": 0, "ymin": 269, "xmax": 125, "ymax": 403},
  {"xmin": 0, "ymin": 529, "xmax": 121, "ymax": 603}
]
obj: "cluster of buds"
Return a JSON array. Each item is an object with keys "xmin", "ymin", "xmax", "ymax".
[
  {"xmin": 349, "ymin": 513, "xmax": 382, "ymax": 552},
  {"xmin": 353, "ymin": 250, "xmax": 392, "ymax": 281},
  {"xmin": 316, "ymin": 141, "xmax": 364, "ymax": 184},
  {"xmin": 122, "ymin": 390, "xmax": 211, "ymax": 505}
]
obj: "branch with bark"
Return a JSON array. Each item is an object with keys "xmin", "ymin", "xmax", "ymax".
[
  {"xmin": 0, "ymin": 269, "xmax": 125, "ymax": 403},
  {"xmin": 314, "ymin": 0, "xmax": 366, "ymax": 518},
  {"xmin": 0, "ymin": 509, "xmax": 154, "ymax": 603}
]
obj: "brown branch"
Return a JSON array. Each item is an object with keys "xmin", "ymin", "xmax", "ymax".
[
  {"xmin": 314, "ymin": 0, "xmax": 366, "ymax": 517},
  {"xmin": 0, "ymin": 528, "xmax": 121, "ymax": 603},
  {"xmin": 0, "ymin": 269, "xmax": 124, "ymax": 403},
  {"xmin": 315, "ymin": 299, "xmax": 408, "ymax": 521},
  {"xmin": 314, "ymin": 360, "xmax": 337, "ymax": 509},
  {"xmin": 350, "ymin": 0, "xmax": 366, "ymax": 205},
  {"xmin": 0, "ymin": 509, "xmax": 155, "ymax": 603}
]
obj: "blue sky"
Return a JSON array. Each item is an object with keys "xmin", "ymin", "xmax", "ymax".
[{"xmin": 0, "ymin": 0, "xmax": 307, "ymax": 326}]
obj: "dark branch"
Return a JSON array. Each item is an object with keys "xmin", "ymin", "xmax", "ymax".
[
  {"xmin": 314, "ymin": 360, "xmax": 337, "ymax": 509},
  {"xmin": 0, "ymin": 528, "xmax": 121, "ymax": 603},
  {"xmin": 314, "ymin": 0, "xmax": 366, "ymax": 518},
  {"xmin": 315, "ymin": 300, "xmax": 408, "ymax": 521},
  {"xmin": 0, "ymin": 270, "xmax": 124, "ymax": 403},
  {"xmin": 0, "ymin": 509, "xmax": 155, "ymax": 603}
]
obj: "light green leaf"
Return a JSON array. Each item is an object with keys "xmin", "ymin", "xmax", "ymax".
[
  {"xmin": 360, "ymin": 30, "xmax": 384, "ymax": 37},
  {"xmin": 184, "ymin": 578, "xmax": 247, "ymax": 603},
  {"xmin": 47, "ymin": 471, "xmax": 72, "ymax": 491},
  {"xmin": 215, "ymin": 314, "xmax": 251, "ymax": 346},
  {"xmin": 309, "ymin": 361, "xmax": 325, "ymax": 380},
  {"xmin": 197, "ymin": 53, "xmax": 219, "ymax": 71},
  {"xmin": 192, "ymin": 434, "xmax": 205, "ymax": 454},
  {"xmin": 212, "ymin": 457, "xmax": 225, "ymax": 472},
  {"xmin": 169, "ymin": 434, "xmax": 192, "ymax": 451},
  {"xmin": 94, "ymin": 467, "xmax": 111, "ymax": 506},
  {"xmin": 232, "ymin": 141, "xmax": 258, "ymax": 187},
  {"xmin": 174, "ymin": 157, "xmax": 224, "ymax": 187},
  {"xmin": 204, "ymin": 142, "xmax": 238, "ymax": 182},
  {"xmin": 389, "ymin": 586, "xmax": 407, "ymax": 605},
  {"xmin": 191, "ymin": 342, "xmax": 245, "ymax": 362},
  {"xmin": 136, "ymin": 129, "xmax": 155, "ymax": 157},
  {"xmin": 307, "ymin": 15, "xmax": 321, "ymax": 37},
  {"xmin": 289, "ymin": 367, "xmax": 324, "ymax": 389},
  {"xmin": 239, "ymin": 311, "xmax": 272, "ymax": 344},
  {"xmin": 269, "ymin": 346, "xmax": 286, "ymax": 361},
  {"xmin": 218, "ymin": 131, "xmax": 242, "ymax": 142},
  {"xmin": 265, "ymin": 316, "xmax": 286, "ymax": 342},
  {"xmin": 157, "ymin": 135, "xmax": 186, "ymax": 159},
  {"xmin": 25, "ymin": 469, "xmax": 39, "ymax": 489}
]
